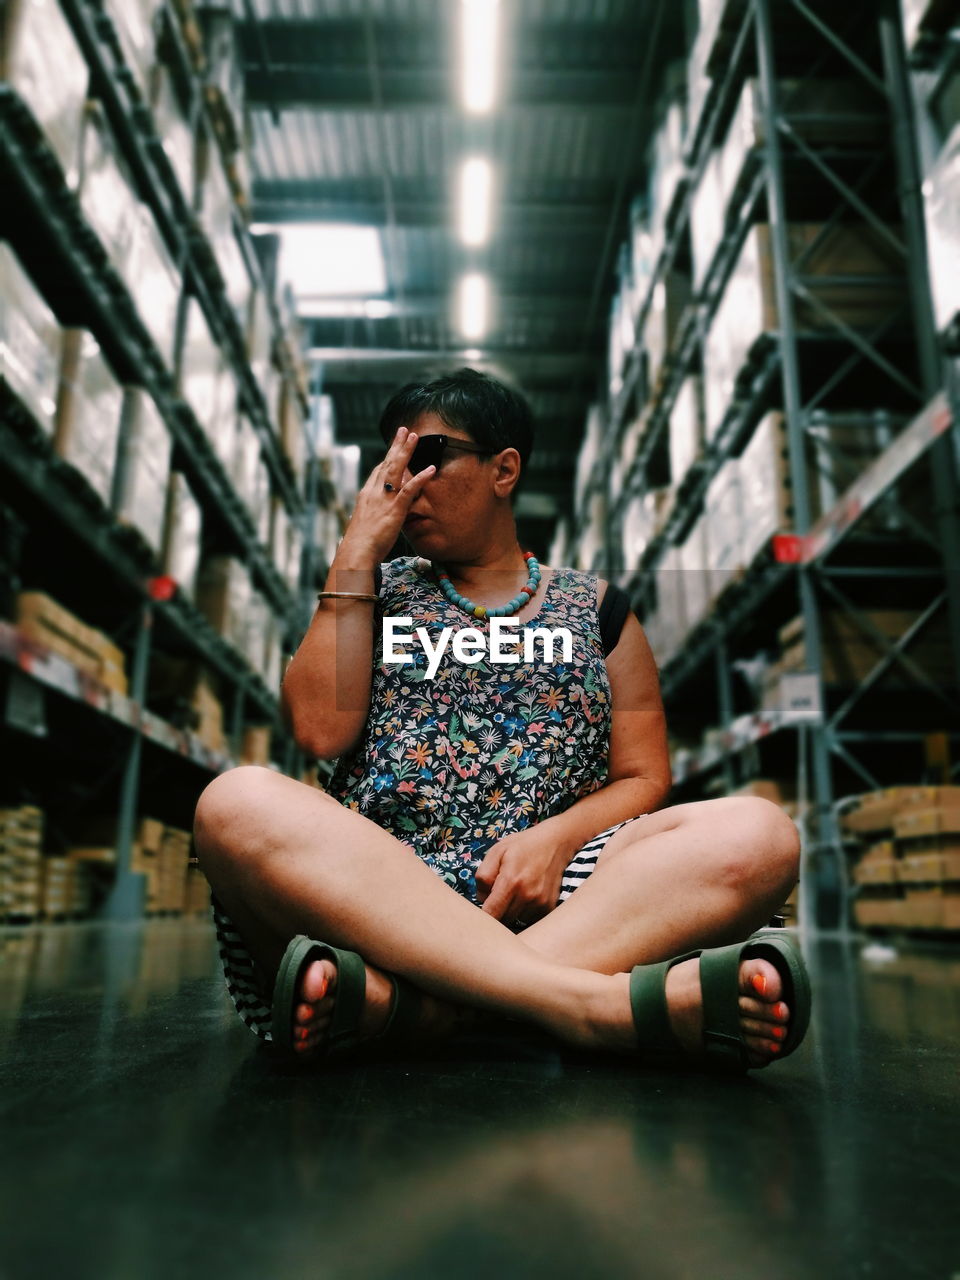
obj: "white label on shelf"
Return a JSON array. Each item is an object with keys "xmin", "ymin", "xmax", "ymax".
[{"xmin": 780, "ymin": 672, "xmax": 823, "ymax": 724}]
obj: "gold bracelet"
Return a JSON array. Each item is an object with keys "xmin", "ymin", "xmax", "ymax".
[{"xmin": 316, "ymin": 591, "xmax": 379, "ymax": 603}]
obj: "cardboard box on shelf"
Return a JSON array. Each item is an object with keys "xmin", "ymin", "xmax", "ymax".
[
  {"xmin": 197, "ymin": 6, "xmax": 246, "ymax": 142},
  {"xmin": 16, "ymin": 592, "xmax": 127, "ymax": 693},
  {"xmin": 156, "ymin": 826, "xmax": 191, "ymax": 913},
  {"xmin": 669, "ymin": 376, "xmax": 704, "ymax": 488},
  {"xmin": 730, "ymin": 779, "xmax": 794, "ymax": 808},
  {"xmin": 642, "ymin": 271, "xmax": 692, "ymax": 395},
  {"xmin": 246, "ymin": 288, "xmax": 274, "ymax": 402},
  {"xmin": 1, "ymin": 0, "xmax": 88, "ymax": 187},
  {"xmin": 703, "ymin": 223, "xmax": 905, "ymax": 436},
  {"xmin": 279, "ymin": 377, "xmax": 306, "ymax": 487},
  {"xmin": 112, "ymin": 388, "xmax": 172, "ymax": 558},
  {"xmin": 195, "ymin": 555, "xmax": 253, "ymax": 660},
  {"xmin": 185, "ymin": 864, "xmax": 212, "ymax": 915},
  {"xmin": 250, "ymin": 457, "xmax": 273, "ymax": 546},
  {"xmin": 923, "ymin": 124, "xmax": 960, "ymax": 342},
  {"xmin": 737, "ymin": 413, "xmax": 796, "ymax": 565},
  {"xmin": 121, "ymin": 207, "xmax": 182, "ymax": 370},
  {"xmin": 0, "ymin": 244, "xmax": 61, "ymax": 437},
  {"xmin": 55, "ymin": 331, "xmax": 125, "ymax": 509},
  {"xmin": 262, "ymin": 612, "xmax": 283, "ymax": 696},
  {"xmin": 902, "ymin": 884, "xmax": 960, "ymax": 929},
  {"xmin": 191, "ymin": 670, "xmax": 226, "ymax": 754},
  {"xmin": 647, "ymin": 98, "xmax": 687, "ymax": 263},
  {"xmin": 76, "ymin": 101, "xmax": 142, "ymax": 280},
  {"xmin": 690, "ymin": 148, "xmax": 725, "ymax": 291},
  {"xmin": 677, "ymin": 515, "xmax": 712, "ymax": 635},
  {"xmin": 894, "ymin": 805, "xmax": 960, "ymax": 842},
  {"xmin": 241, "ymin": 590, "xmax": 272, "ymax": 674},
  {"xmin": 231, "ymin": 414, "xmax": 262, "ymax": 512},
  {"xmin": 854, "ymin": 891, "xmax": 906, "ymax": 929},
  {"xmin": 902, "ymin": 0, "xmax": 959, "ymax": 52},
  {"xmin": 704, "ymin": 458, "xmax": 743, "ymax": 600},
  {"xmin": 213, "ymin": 364, "xmax": 239, "ymax": 477},
  {"xmin": 804, "ymin": 413, "xmax": 899, "ymax": 517},
  {"xmin": 101, "ymin": 0, "xmax": 158, "ymax": 102},
  {"xmin": 148, "ymin": 61, "xmax": 196, "ymax": 208},
  {"xmin": 241, "ymin": 726, "xmax": 272, "ymax": 767},
  {"xmin": 778, "ymin": 609, "xmax": 955, "ymax": 689},
  {"xmin": 161, "ymin": 471, "xmax": 203, "ymax": 602},
  {"xmin": 177, "ymin": 296, "xmax": 219, "ymax": 432},
  {"xmin": 852, "ymin": 840, "xmax": 899, "ymax": 886},
  {"xmin": 841, "ymin": 786, "xmax": 960, "ymax": 836},
  {"xmin": 0, "ymin": 806, "xmax": 44, "ymax": 921},
  {"xmin": 214, "ymin": 225, "xmax": 253, "ymax": 331},
  {"xmin": 719, "ymin": 79, "xmax": 880, "ymax": 215},
  {"xmin": 195, "ymin": 121, "xmax": 234, "ymax": 250},
  {"xmin": 895, "ymin": 807, "xmax": 960, "ymax": 885}
]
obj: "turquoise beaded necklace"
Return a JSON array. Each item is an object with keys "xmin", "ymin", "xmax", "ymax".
[{"xmin": 434, "ymin": 550, "xmax": 542, "ymax": 619}]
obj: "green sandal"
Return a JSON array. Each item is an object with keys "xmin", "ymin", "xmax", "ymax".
[
  {"xmin": 629, "ymin": 928, "xmax": 812, "ymax": 1073},
  {"xmin": 271, "ymin": 934, "xmax": 422, "ymax": 1060}
]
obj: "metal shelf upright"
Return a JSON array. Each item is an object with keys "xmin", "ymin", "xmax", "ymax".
[{"xmin": 590, "ymin": 0, "xmax": 960, "ymax": 930}]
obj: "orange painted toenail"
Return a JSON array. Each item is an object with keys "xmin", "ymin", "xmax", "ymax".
[
  {"xmin": 769, "ymin": 1043, "xmax": 781, "ymax": 1054},
  {"xmin": 752, "ymin": 974, "xmax": 767, "ymax": 996},
  {"xmin": 775, "ymin": 1003, "xmax": 788, "ymax": 1019},
  {"xmin": 772, "ymin": 1026, "xmax": 786, "ymax": 1040}
]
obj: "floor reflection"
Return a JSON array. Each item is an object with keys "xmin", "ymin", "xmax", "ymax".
[{"xmin": 1, "ymin": 922, "xmax": 958, "ymax": 1279}]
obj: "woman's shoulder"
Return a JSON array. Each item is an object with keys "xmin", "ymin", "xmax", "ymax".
[{"xmin": 378, "ymin": 555, "xmax": 431, "ymax": 593}]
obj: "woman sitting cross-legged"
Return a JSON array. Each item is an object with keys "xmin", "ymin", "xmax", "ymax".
[{"xmin": 194, "ymin": 368, "xmax": 811, "ymax": 1073}]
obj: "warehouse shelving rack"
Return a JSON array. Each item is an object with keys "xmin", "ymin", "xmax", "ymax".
[
  {"xmin": 589, "ymin": 0, "xmax": 960, "ymax": 929},
  {"xmin": 0, "ymin": 0, "xmax": 324, "ymax": 920}
]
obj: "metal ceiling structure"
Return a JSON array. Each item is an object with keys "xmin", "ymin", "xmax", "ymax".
[{"xmin": 235, "ymin": 0, "xmax": 688, "ymax": 549}]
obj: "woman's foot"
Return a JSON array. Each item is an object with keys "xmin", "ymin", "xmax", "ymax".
[
  {"xmin": 290, "ymin": 957, "xmax": 463, "ymax": 1056},
  {"xmin": 592, "ymin": 954, "xmax": 791, "ymax": 1069},
  {"xmin": 663, "ymin": 954, "xmax": 790, "ymax": 1068}
]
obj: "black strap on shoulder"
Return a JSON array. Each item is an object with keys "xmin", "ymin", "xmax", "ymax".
[{"xmin": 598, "ymin": 583, "xmax": 631, "ymax": 657}]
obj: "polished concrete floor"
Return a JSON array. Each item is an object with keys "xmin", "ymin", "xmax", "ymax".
[{"xmin": 1, "ymin": 918, "xmax": 958, "ymax": 1280}]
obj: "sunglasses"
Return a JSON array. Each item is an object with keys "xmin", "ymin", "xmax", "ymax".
[{"xmin": 403, "ymin": 434, "xmax": 492, "ymax": 475}]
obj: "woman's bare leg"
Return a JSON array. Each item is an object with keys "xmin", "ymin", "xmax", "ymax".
[
  {"xmin": 521, "ymin": 796, "xmax": 800, "ymax": 972},
  {"xmin": 194, "ymin": 768, "xmax": 798, "ymax": 1064}
]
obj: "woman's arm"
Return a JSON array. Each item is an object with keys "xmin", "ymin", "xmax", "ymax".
[
  {"xmin": 526, "ymin": 584, "xmax": 672, "ymax": 849},
  {"xmin": 281, "ymin": 426, "xmax": 437, "ymax": 760},
  {"xmin": 475, "ymin": 582, "xmax": 672, "ymax": 920},
  {"xmin": 280, "ymin": 537, "xmax": 380, "ymax": 760}
]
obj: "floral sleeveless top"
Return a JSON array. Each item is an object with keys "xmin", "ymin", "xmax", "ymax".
[{"xmin": 325, "ymin": 556, "xmax": 612, "ymax": 903}]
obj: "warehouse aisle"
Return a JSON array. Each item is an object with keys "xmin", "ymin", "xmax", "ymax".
[{"xmin": 1, "ymin": 919, "xmax": 957, "ymax": 1279}]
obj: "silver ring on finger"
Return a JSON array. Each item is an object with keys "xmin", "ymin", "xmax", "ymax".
[{"xmin": 383, "ymin": 482, "xmax": 396, "ymax": 493}]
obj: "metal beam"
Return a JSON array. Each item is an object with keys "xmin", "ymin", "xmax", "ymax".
[
  {"xmin": 307, "ymin": 348, "xmax": 600, "ymax": 383},
  {"xmin": 252, "ymin": 188, "xmax": 618, "ymax": 234},
  {"xmin": 245, "ymin": 68, "xmax": 646, "ymax": 110}
]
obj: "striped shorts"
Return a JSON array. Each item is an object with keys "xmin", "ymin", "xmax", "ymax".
[{"xmin": 211, "ymin": 815, "xmax": 643, "ymax": 1044}]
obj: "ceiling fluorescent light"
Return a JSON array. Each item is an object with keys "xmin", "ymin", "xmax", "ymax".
[
  {"xmin": 459, "ymin": 158, "xmax": 493, "ymax": 246},
  {"xmin": 459, "ymin": 273, "xmax": 489, "ymax": 339},
  {"xmin": 296, "ymin": 297, "xmax": 396, "ymax": 319},
  {"xmin": 274, "ymin": 224, "xmax": 386, "ymax": 296},
  {"xmin": 461, "ymin": 0, "xmax": 499, "ymax": 113}
]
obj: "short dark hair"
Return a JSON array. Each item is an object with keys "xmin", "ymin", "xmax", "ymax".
[{"xmin": 378, "ymin": 368, "xmax": 535, "ymax": 493}]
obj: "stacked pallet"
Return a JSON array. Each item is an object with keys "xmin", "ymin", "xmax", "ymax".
[
  {"xmin": 0, "ymin": 806, "xmax": 43, "ymax": 922},
  {"xmin": 156, "ymin": 826, "xmax": 192, "ymax": 914},
  {"xmin": 845, "ymin": 786, "xmax": 960, "ymax": 931},
  {"xmin": 184, "ymin": 864, "xmax": 212, "ymax": 916},
  {"xmin": 15, "ymin": 592, "xmax": 127, "ymax": 694},
  {"xmin": 40, "ymin": 857, "xmax": 98, "ymax": 920},
  {"xmin": 732, "ymin": 779, "xmax": 801, "ymax": 925},
  {"xmin": 762, "ymin": 610, "xmax": 955, "ymax": 704},
  {"xmin": 69, "ymin": 816, "xmax": 193, "ymax": 916},
  {"xmin": 147, "ymin": 656, "xmax": 226, "ymax": 755}
]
